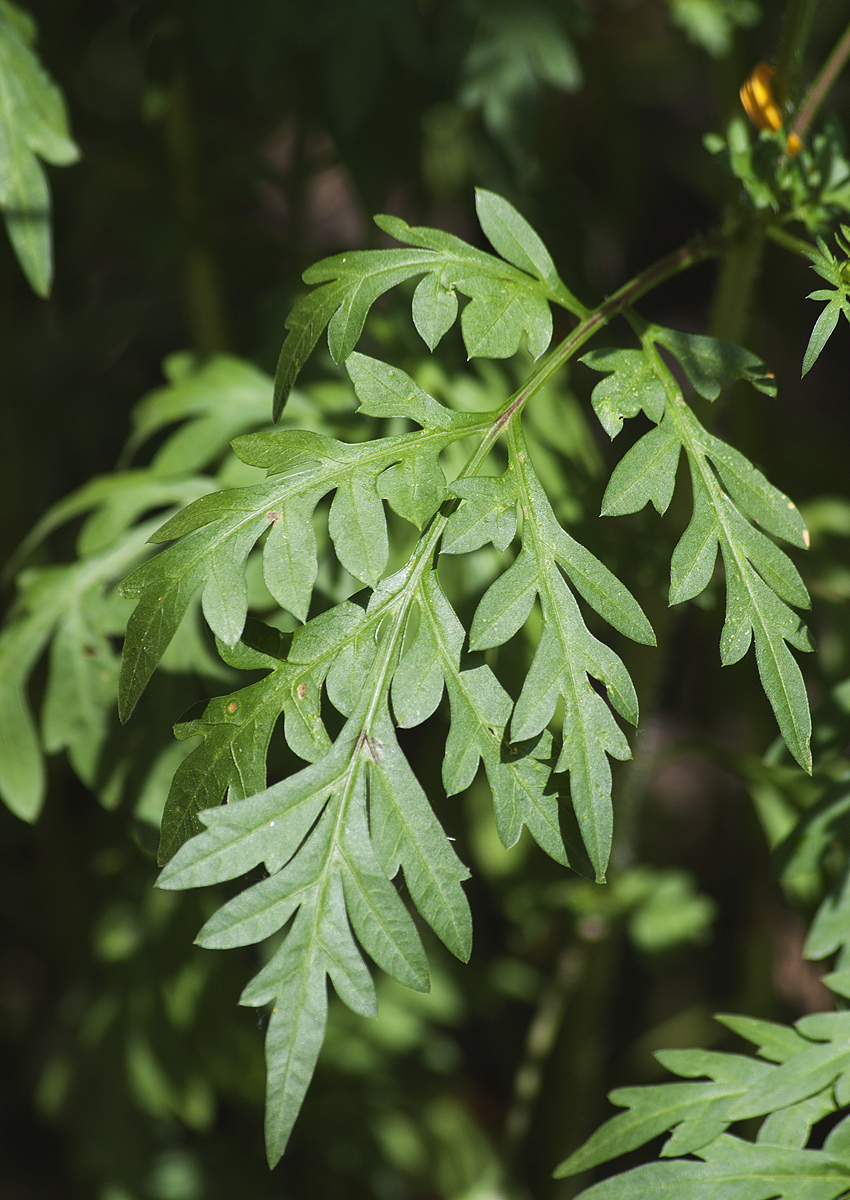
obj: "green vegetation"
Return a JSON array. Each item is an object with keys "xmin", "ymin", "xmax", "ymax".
[{"xmin": 5, "ymin": 1, "xmax": 850, "ymax": 1197}]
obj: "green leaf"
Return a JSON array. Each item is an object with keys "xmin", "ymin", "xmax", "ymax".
[
  {"xmin": 469, "ymin": 424, "xmax": 648, "ymax": 879},
  {"xmin": 629, "ymin": 329, "xmax": 814, "ymax": 770},
  {"xmin": 118, "ymin": 398, "xmax": 486, "ymax": 719},
  {"xmin": 669, "ymin": 472, "xmax": 719, "ymax": 605},
  {"xmin": 601, "ymin": 415, "xmax": 681, "ymax": 517},
  {"xmin": 580, "ymin": 347, "xmax": 667, "ymax": 438},
  {"xmin": 801, "ymin": 236, "xmax": 850, "ymax": 377},
  {"xmin": 652, "ymin": 326, "xmax": 777, "ymax": 399},
  {"xmin": 40, "ymin": 603, "xmax": 119, "ymax": 785},
  {"xmin": 419, "ymin": 569, "xmax": 574, "ymax": 868},
  {"xmin": 556, "ymin": 1053, "xmax": 772, "ymax": 1178},
  {"xmin": 730, "ymin": 1011, "xmax": 850, "ymax": 1120},
  {"xmin": 703, "ymin": 434, "xmax": 809, "ymax": 548},
  {"xmin": 262, "ymin": 498, "xmax": 318, "ymax": 624},
  {"xmin": 458, "ymin": 268, "xmax": 552, "ymax": 359},
  {"xmin": 474, "ymin": 187, "xmax": 570, "ymax": 297},
  {"xmin": 157, "ymin": 543, "xmax": 478, "ymax": 1162},
  {"xmin": 378, "ymin": 450, "xmax": 446, "ymax": 529},
  {"xmin": 806, "ymin": 863, "xmax": 850, "ymax": 961},
  {"xmin": 470, "ymin": 550, "xmax": 539, "ymax": 650},
  {"xmin": 459, "ymin": 6, "xmax": 581, "ymax": 162},
  {"xmin": 159, "ymin": 708, "xmax": 453, "ymax": 1162},
  {"xmin": 559, "ymin": 978, "xmax": 850, "ymax": 1194},
  {"xmin": 0, "ymin": 524, "xmax": 158, "ymax": 821},
  {"xmin": 368, "ymin": 715, "xmax": 472, "ymax": 962},
  {"xmin": 126, "ymin": 354, "xmax": 275, "ymax": 476},
  {"xmin": 0, "ymin": 676, "xmax": 44, "ymax": 821},
  {"xmin": 443, "ymin": 474, "xmax": 519, "ymax": 554},
  {"xmin": 0, "ymin": 124, "xmax": 49, "ymax": 294},
  {"xmin": 411, "ymin": 270, "xmax": 458, "ymax": 351},
  {"xmin": 391, "ymin": 605, "xmax": 446, "ymax": 729},
  {"xmin": 718, "ymin": 542, "xmax": 813, "ymax": 770},
  {"xmin": 262, "ymin": 948, "xmax": 327, "ymax": 1168},
  {"xmin": 0, "ymin": 9, "xmax": 79, "ymax": 295},
  {"xmin": 328, "ymin": 473, "xmax": 389, "ymax": 586},
  {"xmin": 273, "ymin": 277, "xmax": 348, "ymax": 421},
  {"xmin": 757, "ymin": 1092, "xmax": 836, "ymax": 1149},
  {"xmin": 773, "ymin": 777, "xmax": 850, "ymax": 904},
  {"xmin": 573, "ymin": 1134, "xmax": 850, "ymax": 1199},
  {"xmin": 803, "ymin": 296, "xmax": 845, "ymax": 376},
  {"xmin": 273, "ymin": 194, "xmax": 585, "ymax": 413},
  {"xmin": 158, "ymin": 606, "xmax": 384, "ymax": 864},
  {"xmin": 346, "ymin": 352, "xmax": 461, "ymax": 429},
  {"xmin": 553, "ymin": 526, "xmax": 656, "ymax": 647}
]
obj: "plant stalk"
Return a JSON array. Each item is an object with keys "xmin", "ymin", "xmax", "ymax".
[
  {"xmin": 790, "ymin": 17, "xmax": 850, "ymax": 143},
  {"xmin": 495, "ymin": 231, "xmax": 727, "ymax": 435}
]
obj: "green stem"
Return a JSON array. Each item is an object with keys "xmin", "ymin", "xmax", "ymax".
[
  {"xmin": 709, "ymin": 226, "xmax": 764, "ymax": 346},
  {"xmin": 495, "ymin": 231, "xmax": 726, "ymax": 434},
  {"xmin": 766, "ymin": 224, "xmax": 818, "ymax": 257},
  {"xmin": 504, "ymin": 943, "xmax": 583, "ymax": 1159},
  {"xmin": 790, "ymin": 16, "xmax": 850, "ymax": 142},
  {"xmin": 774, "ymin": 0, "xmax": 820, "ymax": 107}
]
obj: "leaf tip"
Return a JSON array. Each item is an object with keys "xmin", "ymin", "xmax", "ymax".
[
  {"xmin": 272, "ymin": 374, "xmax": 289, "ymax": 423},
  {"xmin": 116, "ymin": 691, "xmax": 135, "ymax": 727},
  {"xmin": 155, "ymin": 862, "xmax": 180, "ymax": 890},
  {"xmin": 266, "ymin": 1141, "xmax": 286, "ymax": 1171},
  {"xmin": 473, "ymin": 185, "xmax": 492, "ymax": 208}
]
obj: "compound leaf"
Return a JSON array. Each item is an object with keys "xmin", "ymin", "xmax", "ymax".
[
  {"xmin": 558, "ymin": 979, "xmax": 850, "ymax": 1196},
  {"xmin": 274, "ymin": 195, "xmax": 586, "ymax": 415},
  {"xmin": 572, "ymin": 1135, "xmax": 850, "ymax": 1199},
  {"xmin": 118, "ymin": 363, "xmax": 487, "ymax": 720}
]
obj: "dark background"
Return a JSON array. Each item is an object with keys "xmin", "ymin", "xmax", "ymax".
[{"xmin": 3, "ymin": 1, "xmax": 850, "ymax": 1197}]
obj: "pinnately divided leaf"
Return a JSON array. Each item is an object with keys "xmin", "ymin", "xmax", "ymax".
[
  {"xmin": 273, "ymin": 189, "xmax": 584, "ymax": 418},
  {"xmin": 464, "ymin": 422, "xmax": 654, "ymax": 880},
  {"xmin": 85, "ymin": 191, "xmax": 824, "ymax": 1174},
  {"xmin": 117, "ymin": 356, "xmax": 486, "ymax": 722},
  {"xmin": 158, "ymin": 581, "xmax": 472, "ymax": 1163},
  {"xmin": 584, "ymin": 319, "xmax": 813, "ymax": 771},
  {"xmin": 155, "ymin": 428, "xmax": 640, "ymax": 1156},
  {"xmin": 572, "ymin": 1135, "xmax": 850, "ymax": 1199},
  {"xmin": 557, "ymin": 975, "xmax": 850, "ymax": 1197},
  {"xmin": 152, "ymin": 315, "xmax": 661, "ymax": 1158}
]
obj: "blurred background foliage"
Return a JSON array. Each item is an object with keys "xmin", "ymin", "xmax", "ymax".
[{"xmin": 4, "ymin": 0, "xmax": 850, "ymax": 1197}]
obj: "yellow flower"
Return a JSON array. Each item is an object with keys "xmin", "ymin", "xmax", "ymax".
[{"xmin": 740, "ymin": 62, "xmax": 803, "ymax": 156}]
